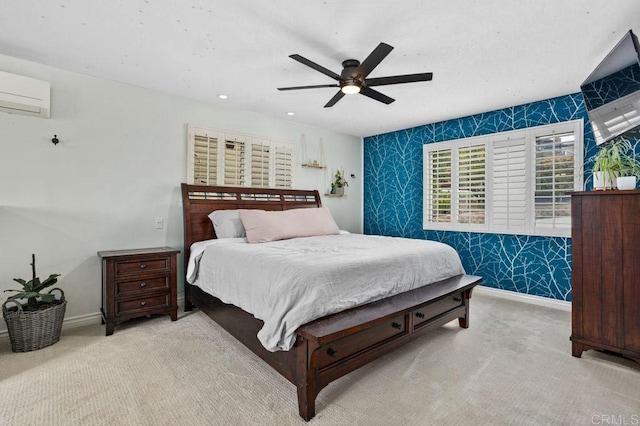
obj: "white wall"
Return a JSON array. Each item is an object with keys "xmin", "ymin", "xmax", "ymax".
[{"xmin": 0, "ymin": 54, "xmax": 363, "ymax": 333}]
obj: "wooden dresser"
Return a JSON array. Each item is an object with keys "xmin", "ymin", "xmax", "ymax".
[
  {"xmin": 571, "ymin": 191, "xmax": 640, "ymax": 363},
  {"xmin": 98, "ymin": 247, "xmax": 179, "ymax": 336}
]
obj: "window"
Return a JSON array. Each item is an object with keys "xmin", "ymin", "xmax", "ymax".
[
  {"xmin": 187, "ymin": 125, "xmax": 295, "ymax": 188},
  {"xmin": 423, "ymin": 120, "xmax": 583, "ymax": 237},
  {"xmin": 424, "ymin": 148, "xmax": 452, "ymax": 223}
]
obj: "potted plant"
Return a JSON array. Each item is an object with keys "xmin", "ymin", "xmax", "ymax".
[
  {"xmin": 2, "ymin": 254, "xmax": 65, "ymax": 352},
  {"xmin": 591, "ymin": 139, "xmax": 639, "ymax": 190},
  {"xmin": 331, "ymin": 169, "xmax": 349, "ymax": 196}
]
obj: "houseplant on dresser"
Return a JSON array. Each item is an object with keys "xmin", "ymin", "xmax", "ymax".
[
  {"xmin": 2, "ymin": 254, "xmax": 65, "ymax": 352},
  {"xmin": 591, "ymin": 138, "xmax": 640, "ymax": 190}
]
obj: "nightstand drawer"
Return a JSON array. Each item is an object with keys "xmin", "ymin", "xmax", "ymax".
[
  {"xmin": 116, "ymin": 258, "xmax": 168, "ymax": 276},
  {"xmin": 116, "ymin": 294, "xmax": 169, "ymax": 315},
  {"xmin": 116, "ymin": 276, "xmax": 169, "ymax": 297}
]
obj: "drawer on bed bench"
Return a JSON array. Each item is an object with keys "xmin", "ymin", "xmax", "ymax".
[
  {"xmin": 412, "ymin": 292, "xmax": 464, "ymax": 329},
  {"xmin": 318, "ymin": 314, "xmax": 408, "ymax": 370}
]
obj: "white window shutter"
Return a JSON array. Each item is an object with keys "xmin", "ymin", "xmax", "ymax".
[
  {"xmin": 457, "ymin": 144, "xmax": 486, "ymax": 225},
  {"xmin": 251, "ymin": 141, "xmax": 270, "ymax": 187},
  {"xmin": 424, "ymin": 148, "xmax": 453, "ymax": 224},
  {"xmin": 192, "ymin": 134, "xmax": 218, "ymax": 185},
  {"xmin": 533, "ymin": 131, "xmax": 576, "ymax": 233},
  {"xmin": 224, "ymin": 139, "xmax": 245, "ymax": 186},
  {"xmin": 274, "ymin": 143, "xmax": 294, "ymax": 188},
  {"xmin": 491, "ymin": 137, "xmax": 528, "ymax": 233}
]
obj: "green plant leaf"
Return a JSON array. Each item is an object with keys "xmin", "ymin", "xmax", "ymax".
[
  {"xmin": 33, "ymin": 274, "xmax": 60, "ymax": 292},
  {"xmin": 12, "ymin": 278, "xmax": 26, "ymax": 285}
]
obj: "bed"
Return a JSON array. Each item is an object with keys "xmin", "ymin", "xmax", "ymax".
[{"xmin": 181, "ymin": 183, "xmax": 482, "ymax": 421}]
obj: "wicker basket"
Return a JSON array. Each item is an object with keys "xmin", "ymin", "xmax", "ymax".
[{"xmin": 2, "ymin": 288, "xmax": 66, "ymax": 352}]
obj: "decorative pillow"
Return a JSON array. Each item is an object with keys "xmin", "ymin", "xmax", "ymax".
[
  {"xmin": 239, "ymin": 207, "xmax": 340, "ymax": 243},
  {"xmin": 208, "ymin": 209, "xmax": 247, "ymax": 239}
]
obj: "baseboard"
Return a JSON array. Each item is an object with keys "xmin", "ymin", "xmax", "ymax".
[
  {"xmin": 1, "ymin": 294, "xmax": 186, "ymax": 341},
  {"xmin": 475, "ymin": 285, "xmax": 571, "ymax": 312}
]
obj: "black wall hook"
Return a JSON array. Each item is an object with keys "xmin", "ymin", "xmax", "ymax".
[{"xmin": 51, "ymin": 135, "xmax": 59, "ymax": 145}]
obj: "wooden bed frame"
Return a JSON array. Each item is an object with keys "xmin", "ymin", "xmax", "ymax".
[{"xmin": 181, "ymin": 183, "xmax": 482, "ymax": 421}]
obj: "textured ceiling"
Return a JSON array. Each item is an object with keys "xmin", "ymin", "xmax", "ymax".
[{"xmin": 1, "ymin": 0, "xmax": 639, "ymax": 137}]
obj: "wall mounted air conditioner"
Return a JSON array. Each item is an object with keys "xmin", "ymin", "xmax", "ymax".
[{"xmin": 0, "ymin": 70, "xmax": 50, "ymax": 118}]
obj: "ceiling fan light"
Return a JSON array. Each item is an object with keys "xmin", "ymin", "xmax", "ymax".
[{"xmin": 341, "ymin": 83, "xmax": 361, "ymax": 95}]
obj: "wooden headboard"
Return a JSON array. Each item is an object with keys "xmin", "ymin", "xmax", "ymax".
[{"xmin": 181, "ymin": 183, "xmax": 322, "ymax": 271}]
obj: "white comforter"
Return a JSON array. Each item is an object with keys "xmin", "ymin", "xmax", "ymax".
[{"xmin": 188, "ymin": 233, "xmax": 465, "ymax": 352}]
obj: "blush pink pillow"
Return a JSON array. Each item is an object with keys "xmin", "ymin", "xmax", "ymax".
[{"xmin": 239, "ymin": 207, "xmax": 340, "ymax": 243}]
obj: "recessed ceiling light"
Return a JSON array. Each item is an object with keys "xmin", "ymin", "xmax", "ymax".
[
  {"xmin": 287, "ymin": 112, "xmax": 295, "ymax": 116},
  {"xmin": 218, "ymin": 94, "xmax": 228, "ymax": 99}
]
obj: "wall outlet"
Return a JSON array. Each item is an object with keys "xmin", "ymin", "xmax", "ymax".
[{"xmin": 155, "ymin": 217, "xmax": 164, "ymax": 229}]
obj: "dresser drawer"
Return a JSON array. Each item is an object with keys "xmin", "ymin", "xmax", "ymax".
[
  {"xmin": 413, "ymin": 292, "xmax": 463, "ymax": 329},
  {"xmin": 116, "ymin": 294, "xmax": 169, "ymax": 315},
  {"xmin": 116, "ymin": 258, "xmax": 168, "ymax": 276},
  {"xmin": 318, "ymin": 314, "xmax": 407, "ymax": 370},
  {"xmin": 116, "ymin": 276, "xmax": 169, "ymax": 297}
]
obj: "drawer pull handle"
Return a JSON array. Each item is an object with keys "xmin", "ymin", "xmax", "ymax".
[
  {"xmin": 327, "ymin": 348, "xmax": 338, "ymax": 357},
  {"xmin": 453, "ymin": 297, "xmax": 462, "ymax": 302},
  {"xmin": 415, "ymin": 312, "xmax": 425, "ymax": 319},
  {"xmin": 391, "ymin": 322, "xmax": 402, "ymax": 330},
  {"xmin": 140, "ymin": 300, "xmax": 147, "ymax": 307},
  {"xmin": 140, "ymin": 264, "xmax": 147, "ymax": 269},
  {"xmin": 140, "ymin": 282, "xmax": 147, "ymax": 288}
]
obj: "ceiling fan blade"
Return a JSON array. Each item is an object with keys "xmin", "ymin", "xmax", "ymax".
[
  {"xmin": 324, "ymin": 91, "xmax": 345, "ymax": 108},
  {"xmin": 289, "ymin": 54, "xmax": 341, "ymax": 81},
  {"xmin": 360, "ymin": 87, "xmax": 395, "ymax": 105},
  {"xmin": 351, "ymin": 42, "xmax": 394, "ymax": 80},
  {"xmin": 278, "ymin": 84, "xmax": 339, "ymax": 91},
  {"xmin": 366, "ymin": 72, "xmax": 433, "ymax": 87}
]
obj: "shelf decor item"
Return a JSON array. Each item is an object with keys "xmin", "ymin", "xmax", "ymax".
[
  {"xmin": 300, "ymin": 134, "xmax": 327, "ymax": 169},
  {"xmin": 330, "ymin": 169, "xmax": 348, "ymax": 196},
  {"xmin": 2, "ymin": 254, "xmax": 65, "ymax": 352}
]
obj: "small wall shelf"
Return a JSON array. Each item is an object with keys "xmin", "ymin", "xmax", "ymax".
[
  {"xmin": 302, "ymin": 163, "xmax": 326, "ymax": 169},
  {"xmin": 324, "ymin": 193, "xmax": 346, "ymax": 198}
]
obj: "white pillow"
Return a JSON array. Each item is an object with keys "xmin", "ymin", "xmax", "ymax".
[
  {"xmin": 239, "ymin": 207, "xmax": 340, "ymax": 243},
  {"xmin": 208, "ymin": 210, "xmax": 247, "ymax": 239}
]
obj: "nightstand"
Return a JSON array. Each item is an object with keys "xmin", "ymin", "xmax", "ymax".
[{"xmin": 98, "ymin": 247, "xmax": 180, "ymax": 336}]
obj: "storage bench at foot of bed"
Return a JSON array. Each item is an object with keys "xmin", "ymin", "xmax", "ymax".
[{"xmin": 294, "ymin": 274, "xmax": 480, "ymax": 420}]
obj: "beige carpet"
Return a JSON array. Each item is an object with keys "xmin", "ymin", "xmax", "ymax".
[{"xmin": 1, "ymin": 293, "xmax": 639, "ymax": 426}]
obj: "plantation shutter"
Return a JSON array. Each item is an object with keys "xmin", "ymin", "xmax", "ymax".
[
  {"xmin": 425, "ymin": 148, "xmax": 452, "ymax": 223},
  {"xmin": 224, "ymin": 139, "xmax": 245, "ymax": 186},
  {"xmin": 192, "ymin": 134, "xmax": 218, "ymax": 185},
  {"xmin": 274, "ymin": 143, "xmax": 294, "ymax": 188},
  {"xmin": 187, "ymin": 125, "xmax": 294, "ymax": 189},
  {"xmin": 492, "ymin": 137, "xmax": 527, "ymax": 233},
  {"xmin": 534, "ymin": 131, "xmax": 575, "ymax": 232},
  {"xmin": 251, "ymin": 142, "xmax": 270, "ymax": 187},
  {"xmin": 457, "ymin": 144, "xmax": 486, "ymax": 225}
]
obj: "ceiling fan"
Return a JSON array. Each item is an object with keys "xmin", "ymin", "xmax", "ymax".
[{"xmin": 277, "ymin": 42, "xmax": 433, "ymax": 108}]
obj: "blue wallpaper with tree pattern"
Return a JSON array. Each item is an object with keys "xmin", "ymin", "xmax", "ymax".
[{"xmin": 363, "ymin": 94, "xmax": 595, "ymax": 301}]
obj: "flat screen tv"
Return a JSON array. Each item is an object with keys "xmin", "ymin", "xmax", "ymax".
[{"xmin": 580, "ymin": 30, "xmax": 640, "ymax": 145}]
